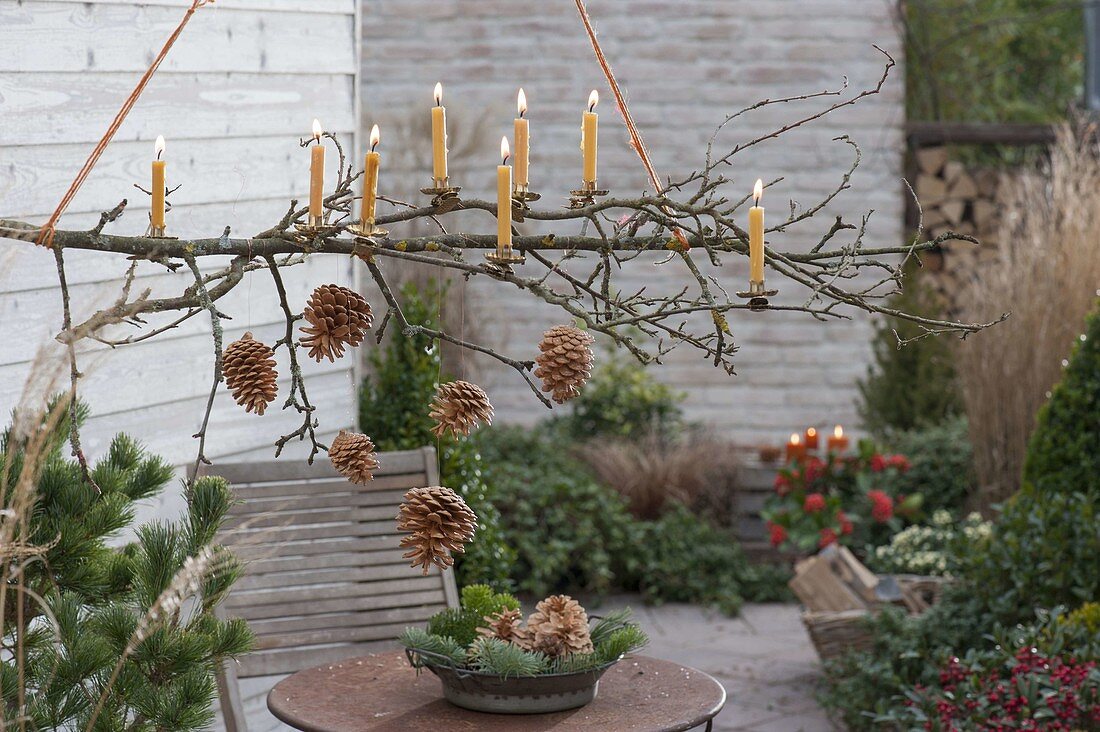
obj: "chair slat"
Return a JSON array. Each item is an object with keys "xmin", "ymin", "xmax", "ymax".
[
  {"xmin": 253, "ymin": 618, "xmax": 435, "ymax": 651},
  {"xmin": 238, "ymin": 550, "xmax": 408, "ymax": 584},
  {"xmin": 226, "ymin": 489, "xmax": 408, "ymax": 517},
  {"xmin": 247, "ymin": 603, "xmax": 445, "ymax": 637},
  {"xmin": 201, "ymin": 450, "xmax": 427, "ymax": 485},
  {"xmin": 229, "ymin": 587, "xmax": 448, "ymax": 622},
  {"xmin": 231, "ymin": 562, "xmax": 419, "ymax": 595},
  {"xmin": 238, "ymin": 640, "xmax": 397, "ymax": 677},
  {"xmin": 223, "ymin": 504, "xmax": 399, "ymax": 530}
]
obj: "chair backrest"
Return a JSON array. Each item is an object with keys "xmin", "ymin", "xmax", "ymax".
[{"xmin": 198, "ymin": 446, "xmax": 459, "ymax": 679}]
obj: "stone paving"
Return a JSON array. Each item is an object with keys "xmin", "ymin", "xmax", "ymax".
[
  {"xmin": 590, "ymin": 597, "xmax": 837, "ymax": 731},
  {"xmin": 225, "ymin": 599, "xmax": 836, "ymax": 731}
]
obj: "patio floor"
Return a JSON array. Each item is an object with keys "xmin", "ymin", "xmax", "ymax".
[{"xmin": 220, "ymin": 599, "xmax": 835, "ymax": 732}]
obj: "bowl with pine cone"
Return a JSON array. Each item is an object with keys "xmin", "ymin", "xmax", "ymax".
[{"xmin": 399, "ymin": 585, "xmax": 648, "ymax": 714}]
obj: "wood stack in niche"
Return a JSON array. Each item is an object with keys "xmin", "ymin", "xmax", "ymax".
[{"xmin": 913, "ymin": 146, "xmax": 1004, "ymax": 312}]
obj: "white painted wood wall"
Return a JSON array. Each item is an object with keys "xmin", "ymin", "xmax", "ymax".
[{"xmin": 0, "ymin": 0, "xmax": 361, "ymax": 526}]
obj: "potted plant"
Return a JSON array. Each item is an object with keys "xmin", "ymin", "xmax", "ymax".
[{"xmin": 400, "ymin": 585, "xmax": 648, "ymax": 714}]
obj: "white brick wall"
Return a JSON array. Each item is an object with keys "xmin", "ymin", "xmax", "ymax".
[{"xmin": 361, "ymin": 0, "xmax": 905, "ymax": 443}]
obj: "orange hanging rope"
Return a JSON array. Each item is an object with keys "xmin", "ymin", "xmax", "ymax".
[{"xmin": 35, "ymin": 0, "xmax": 215, "ymax": 248}]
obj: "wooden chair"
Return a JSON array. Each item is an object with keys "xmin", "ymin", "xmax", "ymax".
[{"xmin": 195, "ymin": 447, "xmax": 459, "ymax": 732}]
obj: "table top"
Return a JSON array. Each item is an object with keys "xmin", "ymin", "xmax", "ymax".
[{"xmin": 268, "ymin": 651, "xmax": 726, "ymax": 732}]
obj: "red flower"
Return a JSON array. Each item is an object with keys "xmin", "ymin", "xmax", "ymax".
[
  {"xmin": 773, "ymin": 473, "xmax": 790, "ymax": 495},
  {"xmin": 804, "ymin": 457, "xmax": 825, "ymax": 483},
  {"xmin": 888, "ymin": 454, "xmax": 911, "ymax": 472},
  {"xmin": 868, "ymin": 490, "xmax": 894, "ymax": 522},
  {"xmin": 767, "ymin": 521, "xmax": 788, "ymax": 547},
  {"xmin": 838, "ymin": 510, "xmax": 854, "ymax": 535},
  {"xmin": 803, "ymin": 492, "xmax": 826, "ymax": 513},
  {"xmin": 818, "ymin": 527, "xmax": 838, "ymax": 548},
  {"xmin": 870, "ymin": 454, "xmax": 887, "ymax": 472}
]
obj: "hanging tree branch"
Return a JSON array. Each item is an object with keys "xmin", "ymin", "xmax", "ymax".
[{"xmin": 0, "ymin": 50, "xmax": 1004, "ymax": 464}]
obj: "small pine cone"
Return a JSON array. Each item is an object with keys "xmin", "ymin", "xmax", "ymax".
[
  {"xmin": 478, "ymin": 608, "xmax": 528, "ymax": 646},
  {"xmin": 429, "ymin": 380, "xmax": 494, "ymax": 438},
  {"xmin": 329, "ymin": 430, "xmax": 379, "ymax": 484},
  {"xmin": 299, "ymin": 284, "xmax": 373, "ymax": 362},
  {"xmin": 396, "ymin": 486, "xmax": 478, "ymax": 575},
  {"xmin": 222, "ymin": 332, "xmax": 278, "ymax": 415},
  {"xmin": 525, "ymin": 595, "xmax": 593, "ymax": 657},
  {"xmin": 534, "ymin": 325, "xmax": 594, "ymax": 404}
]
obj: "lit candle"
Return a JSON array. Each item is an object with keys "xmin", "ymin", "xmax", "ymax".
[
  {"xmin": 497, "ymin": 136, "xmax": 512, "ymax": 257},
  {"xmin": 309, "ymin": 118, "xmax": 325, "ymax": 223},
  {"xmin": 804, "ymin": 426, "xmax": 819, "ymax": 451},
  {"xmin": 151, "ymin": 135, "xmax": 167, "ymax": 234},
  {"xmin": 827, "ymin": 425, "xmax": 850, "ymax": 453},
  {"xmin": 431, "ymin": 82, "xmax": 448, "ymax": 186},
  {"xmin": 786, "ymin": 433, "xmax": 805, "ymax": 463},
  {"xmin": 749, "ymin": 179, "xmax": 765, "ymax": 285},
  {"xmin": 514, "ymin": 88, "xmax": 529, "ymax": 193},
  {"xmin": 360, "ymin": 124, "xmax": 381, "ymax": 231},
  {"xmin": 582, "ymin": 89, "xmax": 598, "ymax": 186}
]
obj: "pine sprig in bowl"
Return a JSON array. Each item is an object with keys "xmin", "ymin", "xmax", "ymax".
[{"xmin": 399, "ymin": 585, "xmax": 648, "ymax": 713}]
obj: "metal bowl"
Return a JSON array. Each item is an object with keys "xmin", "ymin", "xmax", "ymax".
[{"xmin": 406, "ymin": 649, "xmax": 617, "ymax": 714}]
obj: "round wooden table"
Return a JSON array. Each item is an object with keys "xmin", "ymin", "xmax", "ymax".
[{"xmin": 268, "ymin": 651, "xmax": 726, "ymax": 731}]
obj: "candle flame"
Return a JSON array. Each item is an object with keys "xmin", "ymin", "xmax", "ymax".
[
  {"xmin": 588, "ymin": 89, "xmax": 599, "ymax": 112},
  {"xmin": 500, "ymin": 136, "xmax": 511, "ymax": 164},
  {"xmin": 790, "ymin": 433, "xmax": 801, "ymax": 446},
  {"xmin": 517, "ymin": 88, "xmax": 527, "ymax": 117},
  {"xmin": 434, "ymin": 82, "xmax": 443, "ymax": 106},
  {"xmin": 369, "ymin": 124, "xmax": 381, "ymax": 150},
  {"xmin": 753, "ymin": 178, "xmax": 763, "ymax": 205},
  {"xmin": 154, "ymin": 135, "xmax": 166, "ymax": 159},
  {"xmin": 806, "ymin": 427, "xmax": 817, "ymax": 438},
  {"xmin": 834, "ymin": 425, "xmax": 844, "ymax": 439},
  {"xmin": 312, "ymin": 118, "xmax": 323, "ymax": 142}
]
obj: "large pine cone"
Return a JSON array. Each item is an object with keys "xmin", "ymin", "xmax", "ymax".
[
  {"xmin": 534, "ymin": 325, "xmax": 594, "ymax": 404},
  {"xmin": 299, "ymin": 284, "xmax": 373, "ymax": 362},
  {"xmin": 396, "ymin": 486, "xmax": 478, "ymax": 574},
  {"xmin": 329, "ymin": 430, "xmax": 379, "ymax": 484},
  {"xmin": 478, "ymin": 608, "xmax": 527, "ymax": 646},
  {"xmin": 524, "ymin": 595, "xmax": 593, "ymax": 657},
  {"xmin": 429, "ymin": 380, "xmax": 494, "ymax": 438},
  {"xmin": 223, "ymin": 332, "xmax": 278, "ymax": 415}
]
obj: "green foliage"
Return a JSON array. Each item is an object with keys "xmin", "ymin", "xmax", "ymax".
[
  {"xmin": 0, "ymin": 404, "xmax": 251, "ymax": 731},
  {"xmin": 399, "ymin": 628, "xmax": 467, "ymax": 668},
  {"xmin": 466, "ymin": 638, "xmax": 549, "ymax": 677},
  {"xmin": 425, "ymin": 584, "xmax": 520, "ymax": 647},
  {"xmin": 858, "ymin": 267, "xmax": 961, "ymax": 437},
  {"xmin": 475, "ymin": 425, "xmax": 635, "ymax": 597},
  {"xmin": 905, "ymin": 0, "xmax": 1083, "ymax": 124},
  {"xmin": 1061, "ymin": 601, "xmax": 1100, "ymax": 637},
  {"xmin": 475, "ymin": 426, "xmax": 788, "ymax": 611},
  {"xmin": 358, "ymin": 279, "xmax": 515, "ymax": 589},
  {"xmin": 1023, "ymin": 299, "xmax": 1100, "ymax": 493},
  {"xmin": 883, "ymin": 416, "xmax": 974, "ymax": 512},
  {"xmin": 554, "ymin": 354, "xmax": 686, "ymax": 442}
]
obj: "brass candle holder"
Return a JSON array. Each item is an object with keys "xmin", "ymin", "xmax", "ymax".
[
  {"xmin": 148, "ymin": 224, "xmax": 176, "ymax": 240},
  {"xmin": 736, "ymin": 280, "xmax": 778, "ymax": 312},
  {"xmin": 568, "ymin": 180, "xmax": 608, "ymax": 209},
  {"xmin": 349, "ymin": 219, "xmax": 389, "ymax": 239},
  {"xmin": 485, "ymin": 245, "xmax": 526, "ymax": 267},
  {"xmin": 421, "ymin": 178, "xmax": 462, "ymax": 214},
  {"xmin": 294, "ymin": 214, "xmax": 330, "ymax": 238},
  {"xmin": 511, "ymin": 186, "xmax": 541, "ymax": 223}
]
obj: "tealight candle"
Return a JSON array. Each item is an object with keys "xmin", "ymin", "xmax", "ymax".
[
  {"xmin": 786, "ymin": 433, "xmax": 805, "ymax": 463},
  {"xmin": 804, "ymin": 426, "xmax": 819, "ymax": 451},
  {"xmin": 497, "ymin": 136, "xmax": 512, "ymax": 257},
  {"xmin": 431, "ymin": 82, "xmax": 448, "ymax": 186},
  {"xmin": 582, "ymin": 90, "xmax": 598, "ymax": 186},
  {"xmin": 309, "ymin": 119, "xmax": 325, "ymax": 224},
  {"xmin": 151, "ymin": 135, "xmax": 167, "ymax": 234},
  {"xmin": 514, "ymin": 88, "xmax": 529, "ymax": 193},
  {"xmin": 827, "ymin": 425, "xmax": 850, "ymax": 453}
]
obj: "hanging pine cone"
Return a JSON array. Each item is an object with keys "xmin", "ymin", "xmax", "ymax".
[
  {"xmin": 478, "ymin": 608, "xmax": 528, "ymax": 646},
  {"xmin": 299, "ymin": 284, "xmax": 373, "ymax": 362},
  {"xmin": 429, "ymin": 380, "xmax": 494, "ymax": 438},
  {"xmin": 396, "ymin": 486, "xmax": 478, "ymax": 575},
  {"xmin": 524, "ymin": 595, "xmax": 593, "ymax": 657},
  {"xmin": 222, "ymin": 332, "xmax": 278, "ymax": 415},
  {"xmin": 534, "ymin": 325, "xmax": 595, "ymax": 404},
  {"xmin": 328, "ymin": 430, "xmax": 379, "ymax": 484}
]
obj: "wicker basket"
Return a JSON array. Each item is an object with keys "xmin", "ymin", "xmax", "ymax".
[{"xmin": 801, "ymin": 608, "xmax": 877, "ymax": 663}]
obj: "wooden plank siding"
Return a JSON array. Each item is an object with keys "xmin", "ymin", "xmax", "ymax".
[{"xmin": 0, "ymin": 0, "xmax": 362, "ymax": 509}]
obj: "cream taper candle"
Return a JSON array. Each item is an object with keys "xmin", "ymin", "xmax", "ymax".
[
  {"xmin": 309, "ymin": 119, "xmax": 325, "ymax": 222},
  {"xmin": 151, "ymin": 135, "xmax": 167, "ymax": 233},
  {"xmin": 360, "ymin": 124, "xmax": 381, "ymax": 228},
  {"xmin": 497, "ymin": 136, "xmax": 512, "ymax": 256},
  {"xmin": 749, "ymin": 179, "xmax": 765, "ymax": 284},
  {"xmin": 582, "ymin": 90, "xmax": 599, "ymax": 185},
  {"xmin": 431, "ymin": 82, "xmax": 448, "ymax": 185},
  {"xmin": 514, "ymin": 88, "xmax": 529, "ymax": 193}
]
